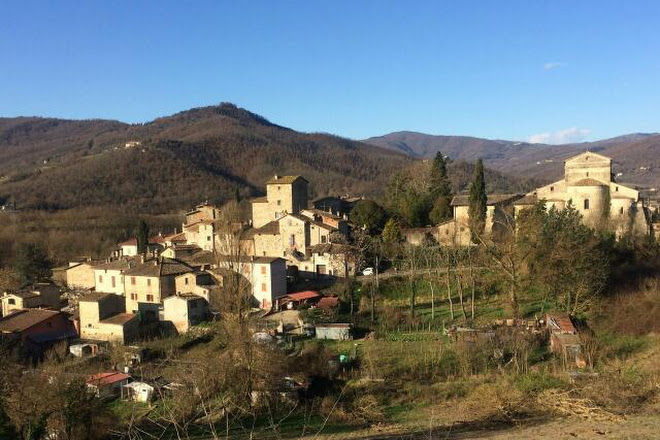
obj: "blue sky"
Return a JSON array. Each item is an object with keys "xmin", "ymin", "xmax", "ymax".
[{"xmin": 1, "ymin": 1, "xmax": 659, "ymax": 143}]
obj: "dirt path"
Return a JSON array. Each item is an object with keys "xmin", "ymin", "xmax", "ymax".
[{"xmin": 302, "ymin": 415, "xmax": 660, "ymax": 440}]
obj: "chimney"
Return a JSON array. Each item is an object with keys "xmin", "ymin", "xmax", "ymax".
[
  {"xmin": 154, "ymin": 259, "xmax": 158, "ymax": 266},
  {"xmin": 274, "ymin": 174, "xmax": 279, "ymax": 180},
  {"xmin": 140, "ymin": 255, "xmax": 145, "ymax": 264}
]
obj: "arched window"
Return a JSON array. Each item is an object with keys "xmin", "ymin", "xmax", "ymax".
[{"xmin": 584, "ymin": 199, "xmax": 590, "ymax": 210}]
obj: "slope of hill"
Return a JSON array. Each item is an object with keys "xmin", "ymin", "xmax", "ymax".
[
  {"xmin": 0, "ymin": 104, "xmax": 419, "ymax": 212},
  {"xmin": 0, "ymin": 104, "xmax": 534, "ymax": 214},
  {"xmin": 364, "ymin": 131, "xmax": 660, "ymax": 189}
]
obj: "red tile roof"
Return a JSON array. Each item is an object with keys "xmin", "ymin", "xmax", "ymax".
[
  {"xmin": 286, "ymin": 291, "xmax": 321, "ymax": 301},
  {"xmin": 317, "ymin": 296, "xmax": 339, "ymax": 310},
  {"xmin": 546, "ymin": 313, "xmax": 577, "ymax": 335},
  {"xmin": 87, "ymin": 372, "xmax": 131, "ymax": 386}
]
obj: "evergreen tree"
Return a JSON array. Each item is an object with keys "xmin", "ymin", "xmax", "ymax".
[
  {"xmin": 429, "ymin": 152, "xmax": 452, "ymax": 199},
  {"xmin": 137, "ymin": 220, "xmax": 150, "ymax": 254},
  {"xmin": 381, "ymin": 218, "xmax": 403, "ymax": 244},
  {"xmin": 429, "ymin": 152, "xmax": 453, "ymax": 224},
  {"xmin": 468, "ymin": 158, "xmax": 487, "ymax": 242},
  {"xmin": 13, "ymin": 243, "xmax": 52, "ymax": 284}
]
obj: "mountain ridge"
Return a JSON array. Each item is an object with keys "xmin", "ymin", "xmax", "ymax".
[{"xmin": 363, "ymin": 131, "xmax": 660, "ymax": 189}]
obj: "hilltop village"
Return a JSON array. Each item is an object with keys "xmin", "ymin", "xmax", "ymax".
[
  {"xmin": 0, "ymin": 150, "xmax": 659, "ymax": 439},
  {"xmin": 1, "ymin": 151, "xmax": 657, "ymax": 349}
]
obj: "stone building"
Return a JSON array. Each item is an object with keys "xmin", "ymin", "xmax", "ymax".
[
  {"xmin": 410, "ymin": 151, "xmax": 652, "ymax": 247},
  {"xmin": 514, "ymin": 151, "xmax": 650, "ymax": 237},
  {"xmin": 1, "ymin": 282, "xmax": 61, "ymax": 316},
  {"xmin": 78, "ymin": 292, "xmax": 138, "ymax": 344},
  {"xmin": 251, "ymin": 175, "xmax": 309, "ymax": 228},
  {"xmin": 123, "ymin": 258, "xmax": 194, "ymax": 320}
]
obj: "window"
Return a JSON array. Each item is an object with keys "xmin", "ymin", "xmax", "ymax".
[
  {"xmin": 615, "ymin": 186, "xmax": 619, "ymax": 192},
  {"xmin": 207, "ymin": 236, "xmax": 211, "ymax": 241},
  {"xmin": 185, "ymin": 278, "xmax": 189, "ymax": 285},
  {"xmin": 321, "ymin": 235, "xmax": 327, "ymax": 243},
  {"xmin": 584, "ymin": 199, "xmax": 590, "ymax": 210},
  {"xmin": 620, "ymin": 207, "xmax": 624, "ymax": 215},
  {"xmin": 111, "ymin": 276, "xmax": 116, "ymax": 288},
  {"xmin": 98, "ymin": 275, "xmax": 103, "ymax": 283},
  {"xmin": 289, "ymin": 234, "xmax": 295, "ymax": 246},
  {"xmin": 131, "ymin": 293, "xmax": 137, "ymax": 300},
  {"xmin": 131, "ymin": 277, "xmax": 136, "ymax": 286},
  {"xmin": 8, "ymin": 298, "xmax": 15, "ymax": 305},
  {"xmin": 146, "ymin": 294, "xmax": 154, "ymax": 302},
  {"xmin": 586, "ymin": 172, "xmax": 590, "ymax": 177},
  {"xmin": 277, "ymin": 200, "xmax": 281, "ymax": 206},
  {"xmin": 147, "ymin": 279, "xmax": 151, "ymax": 287},
  {"xmin": 550, "ymin": 186, "xmax": 554, "ymax": 192},
  {"xmin": 261, "ymin": 266, "xmax": 267, "ymax": 275},
  {"xmin": 261, "ymin": 283, "xmax": 267, "ymax": 292}
]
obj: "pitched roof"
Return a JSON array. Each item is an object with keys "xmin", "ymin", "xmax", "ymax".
[
  {"xmin": 564, "ymin": 151, "xmax": 612, "ymax": 164},
  {"xmin": 94, "ymin": 258, "xmax": 135, "ymax": 271},
  {"xmin": 163, "ymin": 232, "xmax": 187, "ymax": 243},
  {"xmin": 546, "ymin": 313, "xmax": 577, "ymax": 335},
  {"xmin": 266, "ymin": 175, "xmax": 307, "ymax": 185},
  {"xmin": 0, "ymin": 309, "xmax": 62, "ymax": 333},
  {"xmin": 179, "ymin": 250, "xmax": 215, "ymax": 266},
  {"xmin": 245, "ymin": 220, "xmax": 280, "ymax": 237},
  {"xmin": 100, "ymin": 313, "xmax": 137, "ymax": 326},
  {"xmin": 79, "ymin": 292, "xmax": 116, "ymax": 303},
  {"xmin": 250, "ymin": 196, "xmax": 268, "ymax": 204},
  {"xmin": 285, "ymin": 291, "xmax": 321, "ymax": 301},
  {"xmin": 513, "ymin": 194, "xmax": 538, "ymax": 205},
  {"xmin": 119, "ymin": 238, "xmax": 137, "ymax": 246},
  {"xmin": 450, "ymin": 194, "xmax": 523, "ymax": 207},
  {"xmin": 253, "ymin": 257, "xmax": 285, "ymax": 264},
  {"xmin": 123, "ymin": 258, "xmax": 193, "ymax": 277},
  {"xmin": 571, "ymin": 178, "xmax": 607, "ymax": 187},
  {"xmin": 87, "ymin": 372, "xmax": 131, "ymax": 386}
]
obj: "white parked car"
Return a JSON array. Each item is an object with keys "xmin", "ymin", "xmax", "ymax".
[{"xmin": 362, "ymin": 267, "xmax": 374, "ymax": 276}]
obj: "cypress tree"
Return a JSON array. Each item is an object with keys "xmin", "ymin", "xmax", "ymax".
[
  {"xmin": 429, "ymin": 152, "xmax": 453, "ymax": 224},
  {"xmin": 137, "ymin": 220, "xmax": 150, "ymax": 254},
  {"xmin": 468, "ymin": 159, "xmax": 487, "ymax": 242}
]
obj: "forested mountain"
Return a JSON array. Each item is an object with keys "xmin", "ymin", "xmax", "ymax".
[
  {"xmin": 364, "ymin": 131, "xmax": 660, "ymax": 189},
  {"xmin": 0, "ymin": 104, "xmax": 535, "ymax": 213}
]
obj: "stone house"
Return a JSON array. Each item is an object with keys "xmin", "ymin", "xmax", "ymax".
[
  {"xmin": 300, "ymin": 209, "xmax": 349, "ymax": 235},
  {"xmin": 185, "ymin": 203, "xmax": 220, "ymax": 224},
  {"xmin": 64, "ymin": 261, "xmax": 100, "ymax": 290},
  {"xmin": 251, "ymin": 175, "xmax": 309, "ymax": 228},
  {"xmin": 78, "ymin": 292, "xmax": 138, "ymax": 344},
  {"xmin": 163, "ymin": 294, "xmax": 209, "ymax": 333},
  {"xmin": 0, "ymin": 309, "xmax": 77, "ymax": 358},
  {"xmin": 174, "ymin": 271, "xmax": 219, "ymax": 302},
  {"xmin": 448, "ymin": 194, "xmax": 522, "ymax": 244},
  {"xmin": 214, "ymin": 256, "xmax": 287, "ymax": 310},
  {"xmin": 123, "ymin": 258, "xmax": 194, "ymax": 320},
  {"xmin": 304, "ymin": 243, "xmax": 357, "ymax": 278},
  {"xmin": 1, "ymin": 282, "xmax": 61, "ymax": 316},
  {"xmin": 183, "ymin": 220, "xmax": 215, "ymax": 252},
  {"xmin": 94, "ymin": 258, "xmax": 134, "ymax": 296}
]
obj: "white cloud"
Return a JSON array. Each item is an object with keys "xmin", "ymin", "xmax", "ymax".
[
  {"xmin": 543, "ymin": 62, "xmax": 565, "ymax": 71},
  {"xmin": 527, "ymin": 127, "xmax": 591, "ymax": 145}
]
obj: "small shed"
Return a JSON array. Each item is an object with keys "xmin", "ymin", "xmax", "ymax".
[
  {"xmin": 315, "ymin": 323, "xmax": 352, "ymax": 340},
  {"xmin": 276, "ymin": 291, "xmax": 321, "ymax": 310},
  {"xmin": 87, "ymin": 372, "xmax": 131, "ymax": 398},
  {"xmin": 69, "ymin": 342, "xmax": 100, "ymax": 358},
  {"xmin": 123, "ymin": 381, "xmax": 154, "ymax": 403}
]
